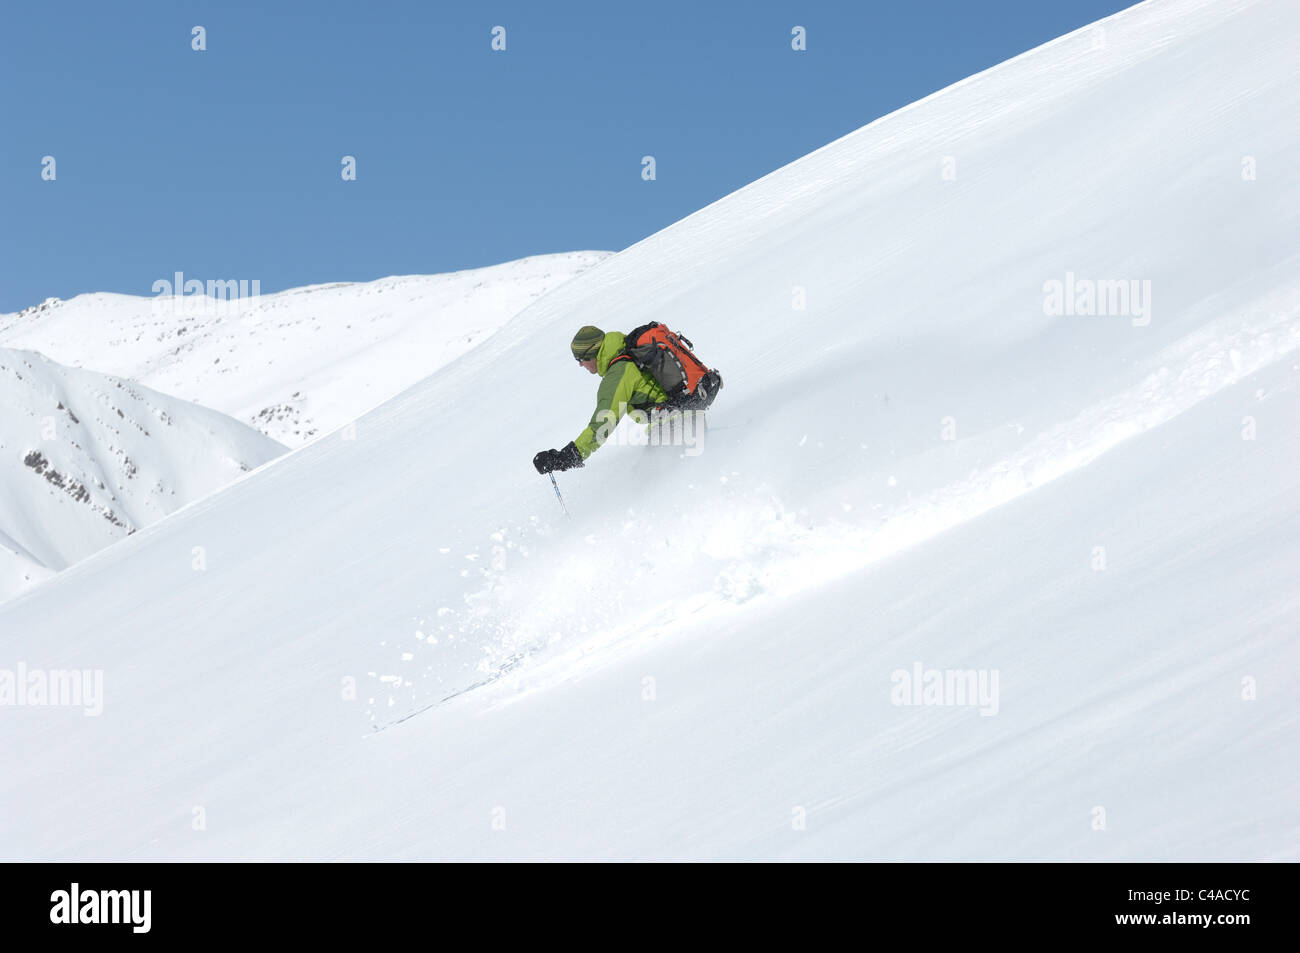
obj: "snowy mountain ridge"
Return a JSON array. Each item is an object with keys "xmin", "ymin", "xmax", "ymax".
[
  {"xmin": 0, "ymin": 252, "xmax": 611, "ymax": 446},
  {"xmin": 0, "ymin": 348, "xmax": 285, "ymax": 601}
]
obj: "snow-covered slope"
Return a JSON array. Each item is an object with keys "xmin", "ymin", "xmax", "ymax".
[
  {"xmin": 2, "ymin": 0, "xmax": 1297, "ymax": 860},
  {"xmin": 0, "ymin": 534, "xmax": 49, "ymax": 603},
  {"xmin": 0, "ymin": 253, "xmax": 609, "ymax": 446},
  {"xmin": 0, "ymin": 349, "xmax": 284, "ymax": 602}
]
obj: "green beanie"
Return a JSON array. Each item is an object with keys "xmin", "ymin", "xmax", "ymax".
[{"xmin": 570, "ymin": 326, "xmax": 605, "ymax": 361}]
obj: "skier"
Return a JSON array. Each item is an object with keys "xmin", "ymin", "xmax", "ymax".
[
  {"xmin": 532, "ymin": 324, "xmax": 722, "ymax": 474},
  {"xmin": 531, "ymin": 326, "xmax": 668, "ymax": 474}
]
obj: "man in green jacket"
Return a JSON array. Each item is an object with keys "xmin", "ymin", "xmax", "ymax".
[{"xmin": 532, "ymin": 325, "xmax": 669, "ymax": 474}]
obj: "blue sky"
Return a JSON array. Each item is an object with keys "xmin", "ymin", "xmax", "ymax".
[{"xmin": 0, "ymin": 0, "xmax": 1135, "ymax": 312}]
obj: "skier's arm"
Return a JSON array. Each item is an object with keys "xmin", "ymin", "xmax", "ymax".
[{"xmin": 573, "ymin": 362, "xmax": 642, "ymax": 459}]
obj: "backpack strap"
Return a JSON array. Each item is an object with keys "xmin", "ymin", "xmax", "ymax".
[{"xmin": 608, "ymin": 325, "xmax": 652, "ymax": 371}]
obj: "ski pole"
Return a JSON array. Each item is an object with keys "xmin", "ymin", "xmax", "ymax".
[{"xmin": 549, "ymin": 472, "xmax": 570, "ymax": 518}]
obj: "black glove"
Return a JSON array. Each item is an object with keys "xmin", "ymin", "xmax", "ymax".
[{"xmin": 533, "ymin": 441, "xmax": 583, "ymax": 474}]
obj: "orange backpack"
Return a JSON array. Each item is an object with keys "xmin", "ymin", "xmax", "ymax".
[{"xmin": 611, "ymin": 323, "xmax": 723, "ymax": 410}]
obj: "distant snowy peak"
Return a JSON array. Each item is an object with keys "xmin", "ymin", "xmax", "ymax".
[
  {"xmin": 0, "ymin": 252, "xmax": 612, "ymax": 446},
  {"xmin": 0, "ymin": 348, "xmax": 284, "ymax": 598},
  {"xmin": 12, "ymin": 296, "xmax": 63, "ymax": 320}
]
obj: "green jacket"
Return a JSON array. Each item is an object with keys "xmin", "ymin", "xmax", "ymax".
[{"xmin": 573, "ymin": 331, "xmax": 669, "ymax": 459}]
